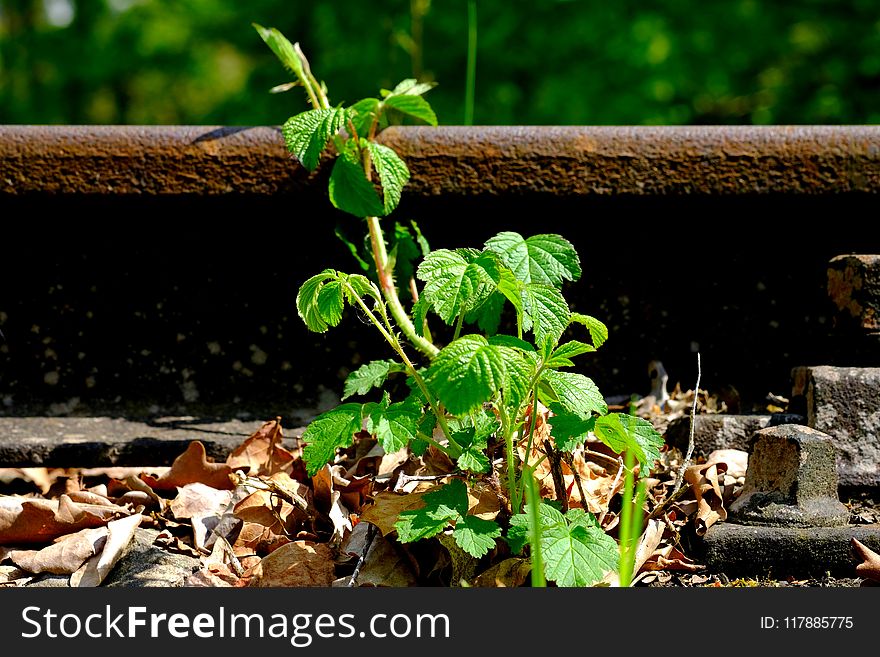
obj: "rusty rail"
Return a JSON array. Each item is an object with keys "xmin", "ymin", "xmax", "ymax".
[{"xmin": 1, "ymin": 125, "xmax": 879, "ymax": 197}]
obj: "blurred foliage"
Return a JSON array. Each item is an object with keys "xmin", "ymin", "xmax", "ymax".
[{"xmin": 2, "ymin": 0, "xmax": 880, "ymax": 125}]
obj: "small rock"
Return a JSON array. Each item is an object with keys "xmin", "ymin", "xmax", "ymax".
[
  {"xmin": 101, "ymin": 528, "xmax": 200, "ymax": 587},
  {"xmin": 666, "ymin": 415, "xmax": 771, "ymax": 457},
  {"xmin": 729, "ymin": 424, "xmax": 848, "ymax": 528}
]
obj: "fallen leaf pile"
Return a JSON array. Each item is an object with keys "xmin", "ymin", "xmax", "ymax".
[{"xmin": 1, "ymin": 407, "xmax": 874, "ymax": 588}]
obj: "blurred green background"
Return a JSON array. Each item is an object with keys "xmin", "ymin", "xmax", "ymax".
[{"xmin": 2, "ymin": 0, "xmax": 880, "ymax": 126}]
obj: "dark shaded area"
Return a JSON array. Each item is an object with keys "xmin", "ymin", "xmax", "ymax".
[{"xmin": 2, "ymin": 193, "xmax": 878, "ymax": 419}]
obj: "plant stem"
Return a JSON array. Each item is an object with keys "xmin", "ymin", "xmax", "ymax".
[
  {"xmin": 618, "ymin": 449, "xmax": 636, "ymax": 587},
  {"xmin": 499, "ymin": 410, "xmax": 518, "ymax": 511},
  {"xmin": 464, "ymin": 0, "xmax": 477, "ymax": 125},
  {"xmin": 524, "ymin": 468, "xmax": 545, "ymax": 587},
  {"xmin": 452, "ymin": 311, "xmax": 465, "ymax": 341}
]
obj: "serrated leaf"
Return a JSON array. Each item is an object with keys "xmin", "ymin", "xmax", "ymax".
[
  {"xmin": 538, "ymin": 503, "xmax": 618, "ymax": 587},
  {"xmin": 343, "ymin": 273, "xmax": 380, "ymax": 303},
  {"xmin": 297, "ymin": 269, "xmax": 340, "ymax": 333},
  {"xmin": 316, "ymin": 280, "xmax": 344, "ymax": 327},
  {"xmin": 253, "ymin": 24, "xmax": 306, "ymax": 80},
  {"xmin": 544, "ymin": 341, "xmax": 596, "ymax": 369},
  {"xmin": 412, "ymin": 295, "xmax": 430, "ymax": 337},
  {"xmin": 495, "ymin": 345, "xmax": 533, "ymax": 414},
  {"xmin": 328, "ymin": 149, "xmax": 384, "ymax": 218},
  {"xmin": 593, "ymin": 413, "xmax": 664, "ymax": 471},
  {"xmin": 456, "ymin": 449, "xmax": 491, "ymax": 473},
  {"xmin": 521, "ymin": 284, "xmax": 570, "ymax": 347},
  {"xmin": 547, "ymin": 405, "xmax": 596, "ymax": 452},
  {"xmin": 301, "ymin": 404, "xmax": 363, "ymax": 476},
  {"xmin": 348, "ymin": 98, "xmax": 380, "ymax": 139},
  {"xmin": 282, "ymin": 108, "xmax": 345, "ymax": 171},
  {"xmin": 540, "ymin": 370, "xmax": 607, "ymax": 418},
  {"xmin": 417, "ymin": 249, "xmax": 501, "ymax": 324},
  {"xmin": 425, "ymin": 335, "xmax": 506, "ymax": 416},
  {"xmin": 395, "ymin": 479, "xmax": 469, "ymax": 543},
  {"xmin": 343, "ymin": 360, "xmax": 405, "ymax": 400},
  {"xmin": 465, "ymin": 291, "xmax": 505, "ymax": 335},
  {"xmin": 384, "ymin": 94, "xmax": 438, "ymax": 126},
  {"xmin": 485, "ymin": 232, "xmax": 581, "ymax": 287},
  {"xmin": 366, "ymin": 401, "xmax": 421, "ymax": 454},
  {"xmin": 506, "ymin": 514, "xmax": 530, "ymax": 555},
  {"xmin": 569, "ymin": 313, "xmax": 609, "ymax": 349},
  {"xmin": 366, "ymin": 142, "xmax": 409, "ymax": 215},
  {"xmin": 454, "ymin": 515, "xmax": 501, "ymax": 558},
  {"xmin": 448, "ymin": 424, "xmax": 492, "ymax": 474}
]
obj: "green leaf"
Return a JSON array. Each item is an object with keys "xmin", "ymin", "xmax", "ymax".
[
  {"xmin": 540, "ymin": 370, "xmax": 607, "ymax": 418},
  {"xmin": 538, "ymin": 503, "xmax": 618, "ymax": 587},
  {"xmin": 544, "ymin": 341, "xmax": 596, "ymax": 369},
  {"xmin": 253, "ymin": 24, "xmax": 306, "ymax": 81},
  {"xmin": 593, "ymin": 413, "xmax": 664, "ymax": 471},
  {"xmin": 450, "ymin": 426, "xmax": 498, "ymax": 472},
  {"xmin": 425, "ymin": 335, "xmax": 506, "ymax": 416},
  {"xmin": 366, "ymin": 399, "xmax": 421, "ymax": 454},
  {"xmin": 569, "ymin": 313, "xmax": 609, "ymax": 349},
  {"xmin": 342, "ymin": 360, "xmax": 406, "ymax": 400},
  {"xmin": 301, "ymin": 404, "xmax": 363, "ymax": 476},
  {"xmin": 547, "ymin": 405, "xmax": 597, "ymax": 452},
  {"xmin": 347, "ymin": 98, "xmax": 380, "ymax": 139},
  {"xmin": 366, "ymin": 141, "xmax": 410, "ymax": 215},
  {"xmin": 282, "ymin": 108, "xmax": 345, "ymax": 171},
  {"xmin": 417, "ymin": 249, "xmax": 501, "ymax": 324},
  {"xmin": 384, "ymin": 94, "xmax": 438, "ymax": 126},
  {"xmin": 521, "ymin": 284, "xmax": 570, "ymax": 347},
  {"xmin": 395, "ymin": 479, "xmax": 469, "ymax": 543},
  {"xmin": 485, "ymin": 232, "xmax": 582, "ymax": 287},
  {"xmin": 506, "ymin": 514, "xmax": 530, "ymax": 555},
  {"xmin": 328, "ymin": 148, "xmax": 384, "ymax": 217},
  {"xmin": 494, "ymin": 344, "xmax": 533, "ymax": 414},
  {"xmin": 316, "ymin": 280, "xmax": 344, "ymax": 328},
  {"xmin": 412, "ymin": 295, "xmax": 430, "ymax": 337},
  {"xmin": 297, "ymin": 269, "xmax": 341, "ymax": 333},
  {"xmin": 454, "ymin": 515, "xmax": 501, "ymax": 558},
  {"xmin": 383, "ymin": 78, "xmax": 437, "ymax": 98},
  {"xmin": 465, "ymin": 291, "xmax": 505, "ymax": 335}
]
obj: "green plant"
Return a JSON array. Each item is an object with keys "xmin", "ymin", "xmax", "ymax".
[{"xmin": 257, "ymin": 25, "xmax": 662, "ymax": 587}]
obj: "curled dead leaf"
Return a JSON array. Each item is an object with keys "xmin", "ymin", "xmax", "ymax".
[
  {"xmin": 473, "ymin": 558, "xmax": 532, "ymax": 588},
  {"xmin": 0, "ymin": 495, "xmax": 128, "ymax": 545},
  {"xmin": 684, "ymin": 461, "xmax": 729, "ymax": 536},
  {"xmin": 226, "ymin": 418, "xmax": 296, "ymax": 477},
  {"xmin": 140, "ymin": 441, "xmax": 233, "ymax": 492}
]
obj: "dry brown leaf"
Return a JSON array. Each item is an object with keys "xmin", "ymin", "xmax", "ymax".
[
  {"xmin": 244, "ymin": 541, "xmax": 335, "ymax": 587},
  {"xmin": 0, "ymin": 564, "xmax": 33, "ymax": 587},
  {"xmin": 852, "ymin": 538, "xmax": 880, "ymax": 583},
  {"xmin": 473, "ymin": 558, "xmax": 532, "ymax": 587},
  {"xmin": 684, "ymin": 461, "xmax": 729, "ymax": 536},
  {"xmin": 71, "ymin": 513, "xmax": 142, "ymax": 587},
  {"xmin": 226, "ymin": 418, "xmax": 296, "ymax": 477},
  {"xmin": 467, "ymin": 485, "xmax": 501, "ymax": 521},
  {"xmin": 642, "ymin": 544, "xmax": 706, "ymax": 572},
  {"xmin": 339, "ymin": 525, "xmax": 417, "ymax": 587},
  {"xmin": 184, "ymin": 566, "xmax": 238, "ymax": 587},
  {"xmin": 10, "ymin": 526, "xmax": 107, "ymax": 574},
  {"xmin": 705, "ymin": 449, "xmax": 748, "ymax": 479},
  {"xmin": 170, "ymin": 483, "xmax": 233, "ymax": 520},
  {"xmin": 360, "ymin": 491, "xmax": 435, "ymax": 537},
  {"xmin": 0, "ymin": 495, "xmax": 128, "ymax": 545},
  {"xmin": 140, "ymin": 441, "xmax": 233, "ymax": 492},
  {"xmin": 233, "ymin": 522, "xmax": 292, "ymax": 556},
  {"xmin": 66, "ymin": 491, "xmax": 119, "ymax": 507}
]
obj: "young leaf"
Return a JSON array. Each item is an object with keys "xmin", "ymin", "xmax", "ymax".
[
  {"xmin": 506, "ymin": 514, "xmax": 530, "ymax": 555},
  {"xmin": 521, "ymin": 283, "xmax": 570, "ymax": 347},
  {"xmin": 425, "ymin": 335, "xmax": 506, "ymax": 415},
  {"xmin": 454, "ymin": 515, "xmax": 501, "ymax": 558},
  {"xmin": 366, "ymin": 399, "xmax": 421, "ymax": 454},
  {"xmin": 343, "ymin": 360, "xmax": 406, "ymax": 400},
  {"xmin": 485, "ymin": 232, "xmax": 582, "ymax": 287},
  {"xmin": 544, "ymin": 340, "xmax": 596, "ymax": 369},
  {"xmin": 282, "ymin": 107, "xmax": 345, "ymax": 171},
  {"xmin": 593, "ymin": 414, "xmax": 664, "ymax": 471},
  {"xmin": 540, "ymin": 370, "xmax": 607, "ymax": 418},
  {"xmin": 494, "ymin": 344, "xmax": 533, "ymax": 413},
  {"xmin": 384, "ymin": 94, "xmax": 438, "ymax": 126},
  {"xmin": 366, "ymin": 141, "xmax": 410, "ymax": 215},
  {"xmin": 449, "ymin": 426, "xmax": 491, "ymax": 474},
  {"xmin": 328, "ymin": 148, "xmax": 384, "ymax": 217},
  {"xmin": 253, "ymin": 24, "xmax": 306, "ymax": 81},
  {"xmin": 417, "ymin": 249, "xmax": 501, "ymax": 324},
  {"xmin": 297, "ymin": 269, "xmax": 341, "ymax": 333},
  {"xmin": 538, "ymin": 503, "xmax": 618, "ymax": 587},
  {"xmin": 347, "ymin": 98, "xmax": 380, "ymax": 139},
  {"xmin": 316, "ymin": 280, "xmax": 344, "ymax": 327},
  {"xmin": 546, "ymin": 404, "xmax": 597, "ymax": 452},
  {"xmin": 395, "ymin": 479, "xmax": 469, "ymax": 543},
  {"xmin": 569, "ymin": 313, "xmax": 609, "ymax": 349},
  {"xmin": 301, "ymin": 403, "xmax": 363, "ymax": 476},
  {"xmin": 384, "ymin": 78, "xmax": 437, "ymax": 98}
]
